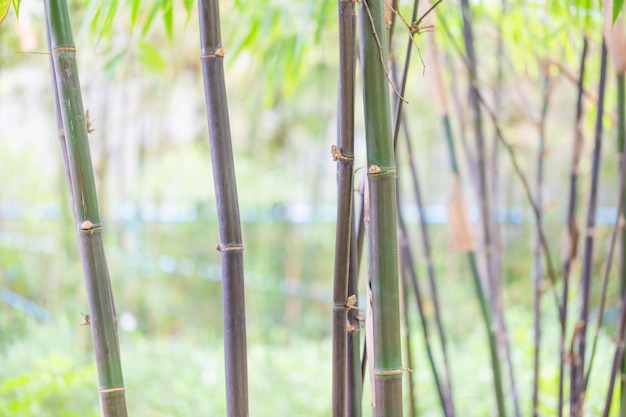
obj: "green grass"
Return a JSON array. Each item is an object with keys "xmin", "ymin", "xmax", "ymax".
[{"xmin": 0, "ymin": 297, "xmax": 620, "ymax": 416}]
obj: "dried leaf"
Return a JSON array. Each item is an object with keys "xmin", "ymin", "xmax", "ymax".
[{"xmin": 447, "ymin": 176, "xmax": 475, "ymax": 252}]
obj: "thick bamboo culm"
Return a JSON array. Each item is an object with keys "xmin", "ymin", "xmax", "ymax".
[
  {"xmin": 44, "ymin": 2, "xmax": 128, "ymax": 416},
  {"xmin": 332, "ymin": 1, "xmax": 357, "ymax": 416},
  {"xmin": 358, "ymin": 0, "xmax": 403, "ymax": 415},
  {"xmin": 197, "ymin": 1, "xmax": 249, "ymax": 416}
]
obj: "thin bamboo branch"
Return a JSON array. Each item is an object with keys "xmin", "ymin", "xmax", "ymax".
[
  {"xmin": 438, "ymin": 17, "xmax": 562, "ymax": 311},
  {"xmin": 198, "ymin": 1, "xmax": 249, "ymax": 416},
  {"xmin": 458, "ymin": 2, "xmax": 507, "ymax": 415},
  {"xmin": 572, "ymin": 39, "xmax": 608, "ymax": 417},
  {"xmin": 398, "ymin": 249, "xmax": 416, "ymax": 417},
  {"xmin": 559, "ymin": 36, "xmax": 588, "ymax": 417},
  {"xmin": 389, "ymin": 6, "xmax": 455, "ymax": 412},
  {"xmin": 399, "ymin": 110, "xmax": 456, "ymax": 417},
  {"xmin": 44, "ymin": 2, "xmax": 127, "ymax": 415},
  {"xmin": 583, "ymin": 128, "xmax": 626, "ymax": 394},
  {"xmin": 532, "ymin": 71, "xmax": 551, "ymax": 417},
  {"xmin": 490, "ymin": 5, "xmax": 522, "ymax": 417},
  {"xmin": 397, "ymin": 204, "xmax": 449, "ymax": 415}
]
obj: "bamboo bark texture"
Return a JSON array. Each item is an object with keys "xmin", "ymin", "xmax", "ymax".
[
  {"xmin": 332, "ymin": 1, "xmax": 356, "ymax": 416},
  {"xmin": 198, "ymin": 1, "xmax": 249, "ymax": 416},
  {"xmin": 44, "ymin": 2, "xmax": 128, "ymax": 416}
]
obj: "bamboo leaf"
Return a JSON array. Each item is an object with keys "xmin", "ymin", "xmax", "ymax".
[
  {"xmin": 103, "ymin": 50, "xmax": 126, "ymax": 81},
  {"xmin": 182, "ymin": 0, "xmax": 193, "ymax": 13},
  {"xmin": 10, "ymin": 0, "xmax": 18, "ymax": 19},
  {"xmin": 141, "ymin": 2, "xmax": 161, "ymax": 36},
  {"xmin": 130, "ymin": 0, "xmax": 140, "ymax": 29},
  {"xmin": 0, "ymin": 0, "xmax": 10, "ymax": 25},
  {"xmin": 138, "ymin": 40, "xmax": 166, "ymax": 72},
  {"xmin": 615, "ymin": 0, "xmax": 624, "ymax": 23},
  {"xmin": 101, "ymin": 0, "xmax": 120, "ymax": 38},
  {"xmin": 161, "ymin": 0, "xmax": 173, "ymax": 41}
]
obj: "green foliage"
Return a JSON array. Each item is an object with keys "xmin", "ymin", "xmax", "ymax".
[
  {"xmin": 10, "ymin": 0, "xmax": 18, "ymax": 18},
  {"xmin": 137, "ymin": 40, "xmax": 166, "ymax": 73},
  {"xmin": 0, "ymin": 0, "xmax": 10, "ymax": 25},
  {"xmin": 0, "ymin": 354, "xmax": 99, "ymax": 417},
  {"xmin": 615, "ymin": 0, "xmax": 625, "ymax": 23}
]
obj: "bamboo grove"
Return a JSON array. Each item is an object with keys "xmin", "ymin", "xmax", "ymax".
[{"xmin": 3, "ymin": 0, "xmax": 626, "ymax": 416}]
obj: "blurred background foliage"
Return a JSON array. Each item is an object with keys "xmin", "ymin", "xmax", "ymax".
[{"xmin": 1, "ymin": 0, "xmax": 626, "ymax": 415}]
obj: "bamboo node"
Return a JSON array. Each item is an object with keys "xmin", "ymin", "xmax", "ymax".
[
  {"xmin": 216, "ymin": 244, "xmax": 244, "ymax": 252},
  {"xmin": 85, "ymin": 110, "xmax": 95, "ymax": 133},
  {"xmin": 347, "ymin": 319, "xmax": 360, "ymax": 333},
  {"xmin": 368, "ymin": 165, "xmax": 382, "ymax": 174},
  {"xmin": 201, "ymin": 47, "xmax": 225, "ymax": 59},
  {"xmin": 80, "ymin": 220, "xmax": 95, "ymax": 231},
  {"xmin": 80, "ymin": 313, "xmax": 90, "ymax": 326},
  {"xmin": 585, "ymin": 226, "xmax": 595, "ymax": 237},
  {"xmin": 374, "ymin": 368, "xmax": 404, "ymax": 377},
  {"xmin": 346, "ymin": 294, "xmax": 358, "ymax": 309},
  {"xmin": 52, "ymin": 46, "xmax": 76, "ymax": 53},
  {"xmin": 99, "ymin": 387, "xmax": 125, "ymax": 394},
  {"xmin": 331, "ymin": 145, "xmax": 353, "ymax": 161}
]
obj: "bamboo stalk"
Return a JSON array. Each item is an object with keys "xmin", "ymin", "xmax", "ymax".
[
  {"xmin": 358, "ymin": 0, "xmax": 403, "ymax": 414},
  {"xmin": 559, "ymin": 35, "xmax": 588, "ymax": 417},
  {"xmin": 397, "ymin": 205, "xmax": 449, "ymax": 415},
  {"xmin": 197, "ymin": 2, "xmax": 249, "ymax": 416},
  {"xmin": 603, "ymin": 3, "xmax": 626, "ymax": 414},
  {"xmin": 532, "ymin": 71, "xmax": 551, "ymax": 417},
  {"xmin": 347, "ymin": 205, "xmax": 363, "ymax": 417},
  {"xmin": 398, "ymin": 112, "xmax": 456, "ymax": 417},
  {"xmin": 44, "ymin": 2, "xmax": 127, "ymax": 416},
  {"xmin": 619, "ymin": 73, "xmax": 626, "ymax": 417},
  {"xmin": 583, "ymin": 121, "xmax": 626, "ymax": 400},
  {"xmin": 458, "ymin": 2, "xmax": 506, "ymax": 415},
  {"xmin": 390, "ymin": 24, "xmax": 455, "ymax": 412},
  {"xmin": 399, "ymin": 263, "xmax": 416, "ymax": 417},
  {"xmin": 490, "ymin": 5, "xmax": 521, "ymax": 416},
  {"xmin": 572, "ymin": 39, "xmax": 608, "ymax": 417},
  {"xmin": 332, "ymin": 1, "xmax": 357, "ymax": 415}
]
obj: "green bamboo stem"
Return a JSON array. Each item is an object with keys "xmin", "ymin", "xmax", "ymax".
[
  {"xmin": 198, "ymin": 1, "xmax": 249, "ymax": 416},
  {"xmin": 399, "ymin": 263, "xmax": 416, "ymax": 417},
  {"xmin": 397, "ymin": 205, "xmax": 449, "ymax": 415},
  {"xmin": 457, "ymin": 2, "xmax": 507, "ymax": 415},
  {"xmin": 618, "ymin": 73, "xmax": 626, "ymax": 417},
  {"xmin": 358, "ymin": 0, "xmax": 403, "ymax": 415},
  {"xmin": 491, "ymin": 5, "xmax": 521, "ymax": 416},
  {"xmin": 44, "ymin": 2, "xmax": 127, "ymax": 416},
  {"xmin": 584, "ymin": 109, "xmax": 626, "ymax": 399},
  {"xmin": 390, "ymin": 32, "xmax": 455, "ymax": 413},
  {"xmin": 46, "ymin": 24, "xmax": 75, "ymax": 217},
  {"xmin": 332, "ymin": 1, "xmax": 356, "ymax": 415},
  {"xmin": 560, "ymin": 36, "xmax": 588, "ymax": 417},
  {"xmin": 603, "ymin": 299, "xmax": 626, "ymax": 417},
  {"xmin": 419, "ymin": 15, "xmax": 509, "ymax": 416},
  {"xmin": 532, "ymin": 71, "xmax": 550, "ymax": 417},
  {"xmin": 573, "ymin": 39, "xmax": 607, "ymax": 417}
]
